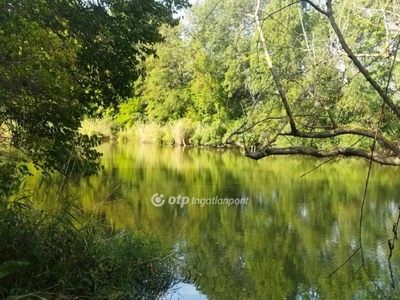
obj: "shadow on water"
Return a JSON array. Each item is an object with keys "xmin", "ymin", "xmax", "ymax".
[{"xmin": 26, "ymin": 143, "xmax": 400, "ymax": 299}]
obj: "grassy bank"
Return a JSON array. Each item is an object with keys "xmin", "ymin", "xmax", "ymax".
[
  {"xmin": 79, "ymin": 118, "xmax": 375, "ymax": 152},
  {"xmin": 80, "ymin": 118, "xmax": 239, "ymax": 147},
  {"xmin": 0, "ymin": 196, "xmax": 181, "ymax": 299}
]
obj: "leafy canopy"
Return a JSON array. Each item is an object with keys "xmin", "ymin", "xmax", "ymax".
[{"xmin": 0, "ymin": 0, "xmax": 189, "ymax": 196}]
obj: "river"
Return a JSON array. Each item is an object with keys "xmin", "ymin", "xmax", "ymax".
[{"xmin": 29, "ymin": 143, "xmax": 400, "ymax": 299}]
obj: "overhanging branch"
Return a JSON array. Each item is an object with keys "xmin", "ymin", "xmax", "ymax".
[
  {"xmin": 281, "ymin": 127, "xmax": 400, "ymax": 156},
  {"xmin": 246, "ymin": 146, "xmax": 400, "ymax": 166},
  {"xmin": 325, "ymin": 0, "xmax": 400, "ymax": 120}
]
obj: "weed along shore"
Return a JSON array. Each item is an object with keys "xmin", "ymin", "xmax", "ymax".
[
  {"xmin": 0, "ymin": 197, "xmax": 184, "ymax": 299},
  {"xmin": 80, "ymin": 118, "xmax": 241, "ymax": 148}
]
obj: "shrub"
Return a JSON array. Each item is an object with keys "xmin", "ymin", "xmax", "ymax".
[
  {"xmin": 190, "ymin": 120, "xmax": 228, "ymax": 146},
  {"xmin": 171, "ymin": 119, "xmax": 195, "ymax": 146},
  {"xmin": 0, "ymin": 197, "xmax": 179, "ymax": 299},
  {"xmin": 135, "ymin": 122, "xmax": 175, "ymax": 145},
  {"xmin": 80, "ymin": 119, "xmax": 118, "ymax": 140}
]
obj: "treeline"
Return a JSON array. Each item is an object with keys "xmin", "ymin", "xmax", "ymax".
[
  {"xmin": 94, "ymin": 0, "xmax": 400, "ymax": 152},
  {"xmin": 90, "ymin": 0, "xmax": 257, "ymax": 146}
]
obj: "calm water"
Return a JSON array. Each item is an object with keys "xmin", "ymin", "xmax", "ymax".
[{"xmin": 30, "ymin": 143, "xmax": 400, "ymax": 299}]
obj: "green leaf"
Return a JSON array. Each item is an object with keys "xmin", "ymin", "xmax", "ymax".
[{"xmin": 0, "ymin": 260, "xmax": 30, "ymax": 279}]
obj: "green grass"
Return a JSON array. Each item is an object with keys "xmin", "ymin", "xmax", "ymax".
[{"xmin": 0, "ymin": 196, "xmax": 180, "ymax": 299}]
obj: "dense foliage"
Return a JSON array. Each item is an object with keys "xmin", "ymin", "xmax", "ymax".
[
  {"xmin": 0, "ymin": 0, "xmax": 190, "ymax": 298},
  {"xmin": 0, "ymin": 0, "xmax": 189, "ymax": 196},
  {"xmin": 113, "ymin": 0, "xmax": 400, "ymax": 165}
]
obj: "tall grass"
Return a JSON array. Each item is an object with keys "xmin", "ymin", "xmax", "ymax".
[
  {"xmin": 117, "ymin": 126, "xmax": 137, "ymax": 143},
  {"xmin": 135, "ymin": 122, "xmax": 170, "ymax": 144},
  {"xmin": 80, "ymin": 119, "xmax": 117, "ymax": 141},
  {"xmin": 126, "ymin": 120, "xmax": 231, "ymax": 146},
  {"xmin": 0, "ymin": 195, "xmax": 180, "ymax": 299},
  {"xmin": 171, "ymin": 119, "xmax": 194, "ymax": 146},
  {"xmin": 79, "ymin": 117, "xmax": 237, "ymax": 147}
]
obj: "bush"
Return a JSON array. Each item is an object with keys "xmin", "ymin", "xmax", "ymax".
[
  {"xmin": 190, "ymin": 120, "xmax": 228, "ymax": 146},
  {"xmin": 134, "ymin": 122, "xmax": 176, "ymax": 145},
  {"xmin": 171, "ymin": 119, "xmax": 195, "ymax": 146},
  {"xmin": 80, "ymin": 119, "xmax": 118, "ymax": 141},
  {"xmin": 0, "ymin": 197, "xmax": 179, "ymax": 299}
]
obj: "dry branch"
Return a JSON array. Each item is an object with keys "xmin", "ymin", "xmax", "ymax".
[
  {"xmin": 325, "ymin": 0, "xmax": 400, "ymax": 120},
  {"xmin": 246, "ymin": 146, "xmax": 400, "ymax": 166}
]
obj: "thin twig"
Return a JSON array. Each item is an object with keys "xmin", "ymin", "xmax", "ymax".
[{"xmin": 327, "ymin": 246, "xmax": 360, "ymax": 278}]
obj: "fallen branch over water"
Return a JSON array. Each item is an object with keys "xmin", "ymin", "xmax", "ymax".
[{"xmin": 245, "ymin": 146, "xmax": 400, "ymax": 166}]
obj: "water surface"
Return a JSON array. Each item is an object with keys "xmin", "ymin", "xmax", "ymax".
[{"xmin": 30, "ymin": 143, "xmax": 400, "ymax": 299}]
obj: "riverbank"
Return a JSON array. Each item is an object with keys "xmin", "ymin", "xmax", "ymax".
[
  {"xmin": 79, "ymin": 118, "xmax": 367, "ymax": 155},
  {"xmin": 80, "ymin": 118, "xmax": 242, "ymax": 147}
]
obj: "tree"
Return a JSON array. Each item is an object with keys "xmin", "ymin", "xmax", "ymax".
[
  {"xmin": 135, "ymin": 24, "xmax": 193, "ymax": 123},
  {"xmin": 187, "ymin": 0, "xmax": 255, "ymax": 122},
  {"xmin": 227, "ymin": 0, "xmax": 400, "ymax": 166},
  {"xmin": 0, "ymin": 0, "xmax": 189, "ymax": 196},
  {"xmin": 114, "ymin": 0, "xmax": 257, "ymax": 145}
]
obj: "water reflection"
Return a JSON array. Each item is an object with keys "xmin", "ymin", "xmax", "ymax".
[
  {"xmin": 27, "ymin": 143, "xmax": 400, "ymax": 299},
  {"xmin": 163, "ymin": 283, "xmax": 207, "ymax": 300}
]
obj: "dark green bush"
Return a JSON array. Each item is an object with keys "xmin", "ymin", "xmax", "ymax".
[{"xmin": 0, "ymin": 198, "xmax": 178, "ymax": 299}]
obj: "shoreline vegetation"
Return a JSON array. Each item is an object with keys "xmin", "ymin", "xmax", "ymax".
[
  {"xmin": 79, "ymin": 118, "xmax": 367, "ymax": 154},
  {"xmin": 0, "ymin": 195, "xmax": 186, "ymax": 299},
  {"xmin": 80, "ymin": 118, "xmax": 242, "ymax": 148}
]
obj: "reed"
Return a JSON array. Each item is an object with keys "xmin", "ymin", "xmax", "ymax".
[
  {"xmin": 0, "ymin": 194, "xmax": 179, "ymax": 299},
  {"xmin": 80, "ymin": 119, "xmax": 117, "ymax": 140}
]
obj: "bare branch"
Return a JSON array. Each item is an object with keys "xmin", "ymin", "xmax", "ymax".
[
  {"xmin": 300, "ymin": 0, "xmax": 327, "ymax": 15},
  {"xmin": 336, "ymin": 49, "xmax": 400, "ymax": 63},
  {"xmin": 325, "ymin": 0, "xmax": 400, "ymax": 120},
  {"xmin": 280, "ymin": 126, "xmax": 400, "ymax": 156},
  {"xmin": 254, "ymin": 0, "xmax": 298, "ymax": 133},
  {"xmin": 246, "ymin": 146, "xmax": 400, "ymax": 166}
]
